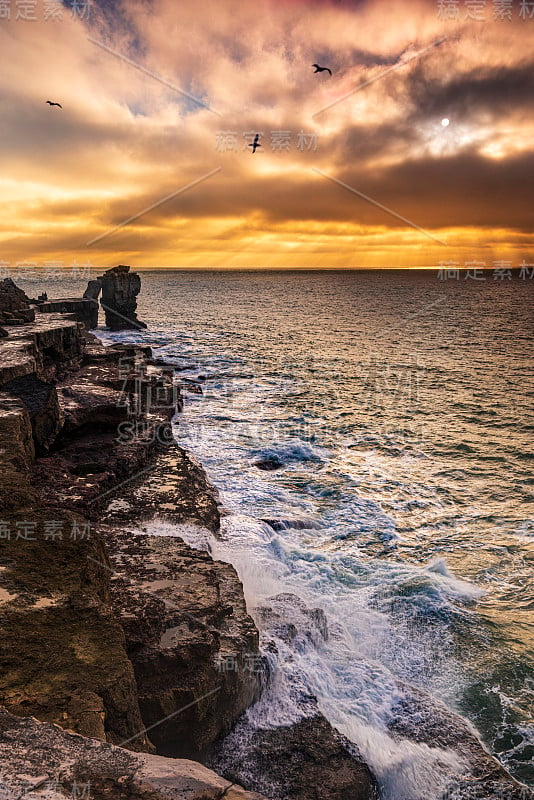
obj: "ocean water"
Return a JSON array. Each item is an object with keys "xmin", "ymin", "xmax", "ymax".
[{"xmin": 21, "ymin": 269, "xmax": 534, "ymax": 798}]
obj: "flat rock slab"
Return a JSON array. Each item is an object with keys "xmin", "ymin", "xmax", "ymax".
[
  {"xmin": 0, "ymin": 707, "xmax": 267, "ymax": 800},
  {"xmin": 0, "ymin": 314, "xmax": 83, "ymax": 385},
  {"xmin": 100, "ymin": 446, "xmax": 220, "ymax": 533}
]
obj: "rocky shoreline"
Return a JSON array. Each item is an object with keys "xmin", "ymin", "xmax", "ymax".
[
  {"xmin": 0, "ymin": 271, "xmax": 377, "ymax": 800},
  {"xmin": 2, "ymin": 270, "xmax": 533, "ymax": 800}
]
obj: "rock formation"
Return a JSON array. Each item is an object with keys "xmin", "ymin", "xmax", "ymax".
[
  {"xmin": 0, "ymin": 707, "xmax": 268, "ymax": 800},
  {"xmin": 39, "ymin": 298, "xmax": 99, "ymax": 330},
  {"xmin": 0, "ymin": 278, "xmax": 35, "ymax": 326},
  {"xmin": 96, "ymin": 265, "xmax": 147, "ymax": 331},
  {"xmin": 211, "ymin": 714, "xmax": 379, "ymax": 800},
  {"xmin": 83, "ymin": 279, "xmax": 102, "ymax": 301},
  {"xmin": 0, "ymin": 298, "xmax": 271, "ymax": 795}
]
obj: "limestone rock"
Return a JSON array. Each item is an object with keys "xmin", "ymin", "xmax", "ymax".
[
  {"xmin": 98, "ymin": 265, "xmax": 147, "ymax": 331},
  {"xmin": 0, "ymin": 278, "xmax": 35, "ymax": 326},
  {"xmin": 210, "ymin": 714, "xmax": 378, "ymax": 800},
  {"xmin": 39, "ymin": 299, "xmax": 99, "ymax": 329},
  {"xmin": 0, "ymin": 707, "xmax": 269, "ymax": 800}
]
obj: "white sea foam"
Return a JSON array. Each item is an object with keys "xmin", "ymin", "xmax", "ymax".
[{"xmin": 425, "ymin": 558, "xmax": 485, "ymax": 602}]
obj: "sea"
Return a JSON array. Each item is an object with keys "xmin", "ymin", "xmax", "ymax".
[{"xmin": 18, "ymin": 268, "xmax": 534, "ymax": 799}]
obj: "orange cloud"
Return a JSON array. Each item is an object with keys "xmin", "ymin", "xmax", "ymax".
[{"xmin": 0, "ymin": 0, "xmax": 533, "ymax": 269}]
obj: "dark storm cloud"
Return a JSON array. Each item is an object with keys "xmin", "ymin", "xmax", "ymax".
[
  {"xmin": 406, "ymin": 60, "xmax": 534, "ymax": 121},
  {"xmin": 77, "ymin": 145, "xmax": 533, "ymax": 236}
]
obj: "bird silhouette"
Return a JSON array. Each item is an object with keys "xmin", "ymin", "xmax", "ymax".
[
  {"xmin": 312, "ymin": 64, "xmax": 332, "ymax": 75},
  {"xmin": 46, "ymin": 100, "xmax": 62, "ymax": 108},
  {"xmin": 248, "ymin": 133, "xmax": 262, "ymax": 154}
]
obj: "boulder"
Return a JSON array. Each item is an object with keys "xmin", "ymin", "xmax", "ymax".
[
  {"xmin": 210, "ymin": 714, "xmax": 378, "ymax": 800},
  {"xmin": 253, "ymin": 457, "xmax": 284, "ymax": 471},
  {"xmin": 0, "ymin": 278, "xmax": 35, "ymax": 326}
]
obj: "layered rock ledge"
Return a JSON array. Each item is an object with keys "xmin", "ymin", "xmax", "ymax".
[
  {"xmin": 0, "ymin": 293, "xmax": 265, "ymax": 794},
  {"xmin": 0, "ymin": 707, "xmax": 266, "ymax": 800}
]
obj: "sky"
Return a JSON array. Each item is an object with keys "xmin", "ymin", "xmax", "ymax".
[{"xmin": 1, "ymin": 0, "xmax": 533, "ymax": 269}]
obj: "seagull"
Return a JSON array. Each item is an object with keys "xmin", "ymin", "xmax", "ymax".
[
  {"xmin": 312, "ymin": 64, "xmax": 332, "ymax": 75},
  {"xmin": 46, "ymin": 100, "xmax": 62, "ymax": 108},
  {"xmin": 248, "ymin": 133, "xmax": 262, "ymax": 154}
]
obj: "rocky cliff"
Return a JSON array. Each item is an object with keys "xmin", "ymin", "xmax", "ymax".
[
  {"xmin": 0, "ymin": 282, "xmax": 379, "ymax": 800},
  {"xmin": 0, "ymin": 317, "xmax": 260, "ymax": 753}
]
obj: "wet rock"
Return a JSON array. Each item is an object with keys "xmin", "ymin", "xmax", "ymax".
[
  {"xmin": 210, "ymin": 713, "xmax": 378, "ymax": 800},
  {"xmin": 261, "ymin": 518, "xmax": 322, "ymax": 532},
  {"xmin": 253, "ymin": 457, "xmax": 284, "ymax": 471},
  {"xmin": 255, "ymin": 592, "xmax": 328, "ymax": 646},
  {"xmin": 210, "ymin": 590, "xmax": 377, "ymax": 800},
  {"xmin": 387, "ymin": 683, "xmax": 534, "ymax": 799},
  {"xmin": 98, "ymin": 265, "xmax": 147, "ymax": 331},
  {"xmin": 0, "ymin": 707, "xmax": 269, "ymax": 800}
]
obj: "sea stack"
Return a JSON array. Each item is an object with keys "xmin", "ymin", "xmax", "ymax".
[{"xmin": 84, "ymin": 265, "xmax": 147, "ymax": 331}]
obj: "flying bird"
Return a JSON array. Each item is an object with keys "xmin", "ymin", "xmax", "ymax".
[
  {"xmin": 312, "ymin": 64, "xmax": 332, "ymax": 75},
  {"xmin": 248, "ymin": 133, "xmax": 262, "ymax": 154},
  {"xmin": 46, "ymin": 100, "xmax": 62, "ymax": 108}
]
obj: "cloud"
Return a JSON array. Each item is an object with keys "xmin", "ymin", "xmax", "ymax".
[{"xmin": 0, "ymin": 0, "xmax": 533, "ymax": 267}]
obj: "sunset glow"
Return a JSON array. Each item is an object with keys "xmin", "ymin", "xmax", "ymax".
[{"xmin": 1, "ymin": 0, "xmax": 533, "ymax": 269}]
